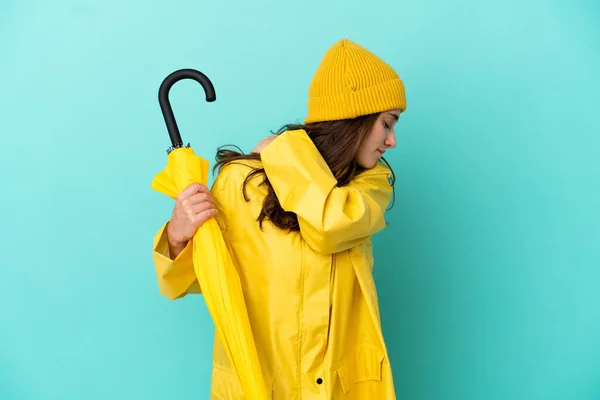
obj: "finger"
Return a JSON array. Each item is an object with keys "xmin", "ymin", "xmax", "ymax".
[
  {"xmin": 195, "ymin": 184, "xmax": 210, "ymax": 194},
  {"xmin": 177, "ymin": 182, "xmax": 201, "ymax": 200},
  {"xmin": 187, "ymin": 192, "xmax": 214, "ymax": 206},
  {"xmin": 180, "ymin": 196, "xmax": 211, "ymax": 213},
  {"xmin": 190, "ymin": 199, "xmax": 215, "ymax": 214},
  {"xmin": 177, "ymin": 182, "xmax": 208, "ymax": 200},
  {"xmin": 192, "ymin": 208, "xmax": 218, "ymax": 225}
]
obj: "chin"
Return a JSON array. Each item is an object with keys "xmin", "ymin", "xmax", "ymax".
[{"xmin": 357, "ymin": 159, "xmax": 378, "ymax": 169}]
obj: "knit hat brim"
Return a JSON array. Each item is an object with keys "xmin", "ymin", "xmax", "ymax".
[{"xmin": 305, "ymin": 77, "xmax": 406, "ymax": 124}]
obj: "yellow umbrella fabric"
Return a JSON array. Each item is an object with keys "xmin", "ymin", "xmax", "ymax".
[{"xmin": 150, "ymin": 69, "xmax": 268, "ymax": 399}]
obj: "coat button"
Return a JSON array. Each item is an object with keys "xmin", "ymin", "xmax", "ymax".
[{"xmin": 316, "ymin": 378, "xmax": 323, "ymax": 384}]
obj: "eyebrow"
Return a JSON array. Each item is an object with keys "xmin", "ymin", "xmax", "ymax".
[{"xmin": 387, "ymin": 112, "xmax": 400, "ymax": 121}]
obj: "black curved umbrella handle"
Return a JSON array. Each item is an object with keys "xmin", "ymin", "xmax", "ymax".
[{"xmin": 158, "ymin": 68, "xmax": 216, "ymax": 152}]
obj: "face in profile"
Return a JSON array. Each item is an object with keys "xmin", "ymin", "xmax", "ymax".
[{"xmin": 355, "ymin": 109, "xmax": 401, "ymax": 169}]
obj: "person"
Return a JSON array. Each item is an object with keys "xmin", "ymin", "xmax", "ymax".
[{"xmin": 152, "ymin": 38, "xmax": 407, "ymax": 399}]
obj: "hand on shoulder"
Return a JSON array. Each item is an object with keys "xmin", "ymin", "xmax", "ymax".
[{"xmin": 252, "ymin": 135, "xmax": 277, "ymax": 154}]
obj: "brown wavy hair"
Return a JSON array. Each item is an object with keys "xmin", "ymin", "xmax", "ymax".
[{"xmin": 213, "ymin": 113, "xmax": 396, "ymax": 232}]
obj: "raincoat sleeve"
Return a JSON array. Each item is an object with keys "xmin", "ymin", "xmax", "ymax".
[
  {"xmin": 152, "ymin": 222, "xmax": 201, "ymax": 300},
  {"xmin": 261, "ymin": 129, "xmax": 393, "ymax": 254}
]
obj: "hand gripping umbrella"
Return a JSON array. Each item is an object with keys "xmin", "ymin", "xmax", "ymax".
[{"xmin": 150, "ymin": 69, "xmax": 268, "ymax": 399}]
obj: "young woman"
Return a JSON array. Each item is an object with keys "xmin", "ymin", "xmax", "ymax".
[{"xmin": 152, "ymin": 38, "xmax": 407, "ymax": 399}]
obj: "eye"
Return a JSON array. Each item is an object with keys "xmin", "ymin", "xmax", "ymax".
[{"xmin": 383, "ymin": 121, "xmax": 390, "ymax": 130}]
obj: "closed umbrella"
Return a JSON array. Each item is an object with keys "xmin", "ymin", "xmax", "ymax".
[{"xmin": 150, "ymin": 69, "xmax": 268, "ymax": 399}]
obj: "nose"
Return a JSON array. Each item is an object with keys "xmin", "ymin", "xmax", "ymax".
[{"xmin": 385, "ymin": 131, "xmax": 396, "ymax": 149}]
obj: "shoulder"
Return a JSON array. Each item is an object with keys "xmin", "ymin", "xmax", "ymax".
[
  {"xmin": 210, "ymin": 159, "xmax": 264, "ymax": 198},
  {"xmin": 214, "ymin": 158, "xmax": 262, "ymax": 180}
]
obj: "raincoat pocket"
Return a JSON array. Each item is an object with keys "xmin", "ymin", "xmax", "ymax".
[
  {"xmin": 210, "ymin": 364, "xmax": 273, "ymax": 400},
  {"xmin": 335, "ymin": 347, "xmax": 385, "ymax": 394}
]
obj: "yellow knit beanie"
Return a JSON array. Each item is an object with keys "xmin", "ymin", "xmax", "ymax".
[{"xmin": 305, "ymin": 39, "xmax": 407, "ymax": 124}]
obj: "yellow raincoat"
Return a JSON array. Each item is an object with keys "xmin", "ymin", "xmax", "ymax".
[{"xmin": 152, "ymin": 129, "xmax": 396, "ymax": 399}]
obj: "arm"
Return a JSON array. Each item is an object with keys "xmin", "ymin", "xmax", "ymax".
[
  {"xmin": 260, "ymin": 129, "xmax": 393, "ymax": 254},
  {"xmin": 152, "ymin": 222, "xmax": 201, "ymax": 300}
]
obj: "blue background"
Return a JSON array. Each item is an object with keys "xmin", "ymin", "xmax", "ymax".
[{"xmin": 1, "ymin": 0, "xmax": 599, "ymax": 399}]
